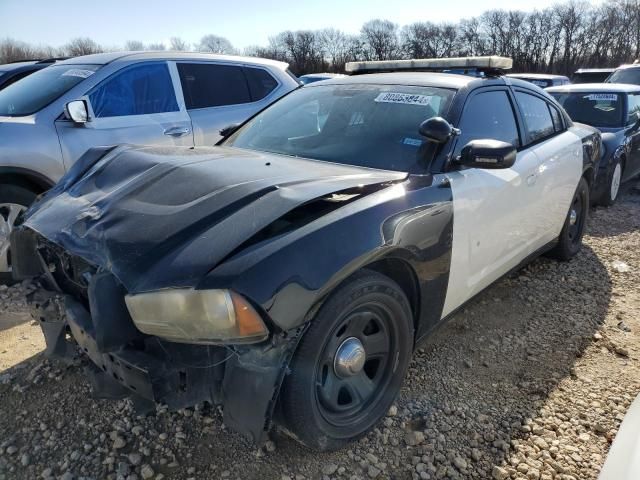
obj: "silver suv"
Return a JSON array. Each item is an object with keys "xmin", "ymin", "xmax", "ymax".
[{"xmin": 0, "ymin": 51, "xmax": 299, "ymax": 280}]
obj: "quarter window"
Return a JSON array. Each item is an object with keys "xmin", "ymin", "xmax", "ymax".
[
  {"xmin": 515, "ymin": 92, "xmax": 555, "ymax": 143},
  {"xmin": 89, "ymin": 63, "xmax": 178, "ymax": 118},
  {"xmin": 177, "ymin": 63, "xmax": 251, "ymax": 109},
  {"xmin": 244, "ymin": 67, "xmax": 278, "ymax": 101},
  {"xmin": 549, "ymin": 104, "xmax": 564, "ymax": 132},
  {"xmin": 454, "ymin": 90, "xmax": 519, "ymax": 156}
]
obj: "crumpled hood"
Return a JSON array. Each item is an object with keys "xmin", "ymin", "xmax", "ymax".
[{"xmin": 24, "ymin": 145, "xmax": 406, "ymax": 292}]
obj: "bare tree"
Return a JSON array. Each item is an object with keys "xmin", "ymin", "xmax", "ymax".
[
  {"xmin": 361, "ymin": 19, "xmax": 399, "ymax": 60},
  {"xmin": 124, "ymin": 40, "xmax": 145, "ymax": 51},
  {"xmin": 197, "ymin": 35, "xmax": 235, "ymax": 54},
  {"xmin": 64, "ymin": 37, "xmax": 102, "ymax": 57},
  {"xmin": 169, "ymin": 37, "xmax": 189, "ymax": 51},
  {"xmin": 147, "ymin": 42, "xmax": 166, "ymax": 51}
]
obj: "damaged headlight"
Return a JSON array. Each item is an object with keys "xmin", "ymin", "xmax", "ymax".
[{"xmin": 124, "ymin": 289, "xmax": 268, "ymax": 344}]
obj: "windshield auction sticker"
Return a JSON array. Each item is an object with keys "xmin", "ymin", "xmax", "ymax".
[
  {"xmin": 585, "ymin": 93, "xmax": 618, "ymax": 101},
  {"xmin": 62, "ymin": 69, "xmax": 95, "ymax": 79},
  {"xmin": 375, "ymin": 92, "xmax": 432, "ymax": 106}
]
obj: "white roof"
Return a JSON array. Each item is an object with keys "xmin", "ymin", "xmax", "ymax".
[{"xmin": 345, "ymin": 56, "xmax": 512, "ymax": 73}]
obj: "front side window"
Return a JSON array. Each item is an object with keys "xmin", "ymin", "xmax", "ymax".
[
  {"xmin": 226, "ymin": 84, "xmax": 456, "ymax": 172},
  {"xmin": 0, "ymin": 64, "xmax": 100, "ymax": 116},
  {"xmin": 515, "ymin": 92, "xmax": 555, "ymax": 143},
  {"xmin": 550, "ymin": 92, "xmax": 624, "ymax": 128},
  {"xmin": 454, "ymin": 90, "xmax": 519, "ymax": 157},
  {"xmin": 177, "ymin": 63, "xmax": 251, "ymax": 109},
  {"xmin": 89, "ymin": 63, "xmax": 178, "ymax": 118},
  {"xmin": 627, "ymin": 94, "xmax": 640, "ymax": 125}
]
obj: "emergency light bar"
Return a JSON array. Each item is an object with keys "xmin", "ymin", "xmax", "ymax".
[{"xmin": 345, "ymin": 56, "xmax": 513, "ymax": 75}]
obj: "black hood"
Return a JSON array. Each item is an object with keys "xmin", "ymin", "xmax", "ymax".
[{"xmin": 24, "ymin": 145, "xmax": 406, "ymax": 292}]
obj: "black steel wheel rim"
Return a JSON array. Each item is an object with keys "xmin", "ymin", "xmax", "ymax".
[
  {"xmin": 314, "ymin": 303, "xmax": 395, "ymax": 427},
  {"xmin": 568, "ymin": 189, "xmax": 584, "ymax": 244}
]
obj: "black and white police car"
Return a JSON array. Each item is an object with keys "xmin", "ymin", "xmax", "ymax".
[{"xmin": 13, "ymin": 56, "xmax": 601, "ymax": 450}]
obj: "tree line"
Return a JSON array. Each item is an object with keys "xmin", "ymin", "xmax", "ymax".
[{"xmin": 3, "ymin": 0, "xmax": 640, "ymax": 75}]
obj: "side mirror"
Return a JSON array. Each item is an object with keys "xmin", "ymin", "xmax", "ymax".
[
  {"xmin": 65, "ymin": 100, "xmax": 89, "ymax": 124},
  {"xmin": 220, "ymin": 123, "xmax": 241, "ymax": 138},
  {"xmin": 418, "ymin": 117, "xmax": 460, "ymax": 143},
  {"xmin": 455, "ymin": 139, "xmax": 516, "ymax": 169}
]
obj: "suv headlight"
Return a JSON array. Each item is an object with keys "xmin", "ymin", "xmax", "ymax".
[{"xmin": 125, "ymin": 289, "xmax": 268, "ymax": 344}]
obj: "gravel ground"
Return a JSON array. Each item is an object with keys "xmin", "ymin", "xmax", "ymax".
[{"xmin": 1, "ymin": 184, "xmax": 639, "ymax": 480}]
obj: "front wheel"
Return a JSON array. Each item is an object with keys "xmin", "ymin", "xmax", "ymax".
[
  {"xmin": 0, "ymin": 184, "xmax": 37, "ymax": 284},
  {"xmin": 599, "ymin": 157, "xmax": 623, "ymax": 207},
  {"xmin": 548, "ymin": 177, "xmax": 589, "ymax": 261},
  {"xmin": 279, "ymin": 270, "xmax": 413, "ymax": 451}
]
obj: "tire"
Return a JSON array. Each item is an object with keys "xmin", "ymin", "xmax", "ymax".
[
  {"xmin": 598, "ymin": 157, "xmax": 623, "ymax": 207},
  {"xmin": 548, "ymin": 177, "xmax": 589, "ymax": 261},
  {"xmin": 279, "ymin": 270, "xmax": 414, "ymax": 451},
  {"xmin": 0, "ymin": 184, "xmax": 38, "ymax": 284}
]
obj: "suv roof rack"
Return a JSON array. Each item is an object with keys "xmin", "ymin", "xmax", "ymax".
[{"xmin": 345, "ymin": 56, "xmax": 513, "ymax": 76}]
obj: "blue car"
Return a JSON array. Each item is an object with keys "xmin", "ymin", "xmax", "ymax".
[{"xmin": 547, "ymin": 83, "xmax": 640, "ymax": 205}]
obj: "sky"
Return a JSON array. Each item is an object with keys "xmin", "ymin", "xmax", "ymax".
[{"xmin": 1, "ymin": 0, "xmax": 602, "ymax": 50}]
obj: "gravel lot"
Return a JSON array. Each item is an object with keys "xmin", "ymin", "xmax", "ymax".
[{"xmin": 1, "ymin": 184, "xmax": 639, "ymax": 480}]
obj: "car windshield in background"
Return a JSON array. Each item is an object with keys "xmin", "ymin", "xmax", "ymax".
[
  {"xmin": 226, "ymin": 84, "xmax": 456, "ymax": 172},
  {"xmin": 550, "ymin": 92, "xmax": 624, "ymax": 128},
  {"xmin": 0, "ymin": 64, "xmax": 100, "ymax": 116},
  {"xmin": 607, "ymin": 68, "xmax": 640, "ymax": 85}
]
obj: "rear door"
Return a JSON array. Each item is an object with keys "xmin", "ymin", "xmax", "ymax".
[
  {"xmin": 512, "ymin": 89, "xmax": 583, "ymax": 246},
  {"xmin": 56, "ymin": 61, "xmax": 194, "ymax": 167},
  {"xmin": 176, "ymin": 62, "xmax": 281, "ymax": 145},
  {"xmin": 442, "ymin": 88, "xmax": 546, "ymax": 317}
]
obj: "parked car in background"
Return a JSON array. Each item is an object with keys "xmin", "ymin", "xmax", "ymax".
[
  {"xmin": 0, "ymin": 51, "xmax": 299, "ymax": 281},
  {"xmin": 572, "ymin": 68, "xmax": 615, "ymax": 84},
  {"xmin": 506, "ymin": 73, "xmax": 570, "ymax": 88},
  {"xmin": 299, "ymin": 72, "xmax": 344, "ymax": 84},
  {"xmin": 0, "ymin": 58, "xmax": 64, "ymax": 91},
  {"xmin": 606, "ymin": 62, "xmax": 640, "ymax": 85},
  {"xmin": 12, "ymin": 56, "xmax": 600, "ymax": 451},
  {"xmin": 547, "ymin": 83, "xmax": 640, "ymax": 206}
]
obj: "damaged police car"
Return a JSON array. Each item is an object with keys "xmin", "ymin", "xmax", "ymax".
[{"xmin": 11, "ymin": 57, "xmax": 600, "ymax": 451}]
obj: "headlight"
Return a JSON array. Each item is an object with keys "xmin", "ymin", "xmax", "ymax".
[{"xmin": 124, "ymin": 289, "xmax": 268, "ymax": 344}]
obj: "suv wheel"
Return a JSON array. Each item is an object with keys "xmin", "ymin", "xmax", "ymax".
[
  {"xmin": 279, "ymin": 270, "xmax": 413, "ymax": 451},
  {"xmin": 0, "ymin": 184, "xmax": 38, "ymax": 284},
  {"xmin": 600, "ymin": 158, "xmax": 623, "ymax": 206}
]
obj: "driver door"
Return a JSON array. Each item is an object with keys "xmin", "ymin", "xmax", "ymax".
[{"xmin": 442, "ymin": 88, "xmax": 545, "ymax": 317}]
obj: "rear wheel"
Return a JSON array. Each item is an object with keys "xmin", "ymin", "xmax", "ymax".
[
  {"xmin": 599, "ymin": 157, "xmax": 623, "ymax": 206},
  {"xmin": 0, "ymin": 184, "xmax": 38, "ymax": 284},
  {"xmin": 279, "ymin": 270, "xmax": 413, "ymax": 451},
  {"xmin": 548, "ymin": 177, "xmax": 589, "ymax": 261}
]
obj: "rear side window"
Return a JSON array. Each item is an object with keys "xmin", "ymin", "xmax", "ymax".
[
  {"xmin": 178, "ymin": 63, "xmax": 251, "ymax": 109},
  {"xmin": 515, "ymin": 92, "xmax": 555, "ymax": 143},
  {"xmin": 244, "ymin": 67, "xmax": 278, "ymax": 101},
  {"xmin": 549, "ymin": 104, "xmax": 564, "ymax": 131},
  {"xmin": 454, "ymin": 90, "xmax": 520, "ymax": 156},
  {"xmin": 89, "ymin": 63, "xmax": 178, "ymax": 118}
]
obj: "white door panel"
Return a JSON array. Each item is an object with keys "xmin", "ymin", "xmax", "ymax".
[
  {"xmin": 528, "ymin": 131, "xmax": 583, "ymax": 246},
  {"xmin": 442, "ymin": 149, "xmax": 542, "ymax": 317}
]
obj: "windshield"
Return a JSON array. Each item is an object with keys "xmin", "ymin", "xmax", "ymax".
[
  {"xmin": 550, "ymin": 92, "xmax": 624, "ymax": 128},
  {"xmin": 606, "ymin": 68, "xmax": 640, "ymax": 85},
  {"xmin": 226, "ymin": 84, "xmax": 456, "ymax": 172},
  {"xmin": 0, "ymin": 64, "xmax": 100, "ymax": 116}
]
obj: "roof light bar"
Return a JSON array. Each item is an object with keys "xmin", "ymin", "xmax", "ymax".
[{"xmin": 345, "ymin": 56, "xmax": 513, "ymax": 75}]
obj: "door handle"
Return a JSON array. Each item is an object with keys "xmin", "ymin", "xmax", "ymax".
[
  {"xmin": 163, "ymin": 127, "xmax": 190, "ymax": 137},
  {"xmin": 526, "ymin": 173, "xmax": 537, "ymax": 186}
]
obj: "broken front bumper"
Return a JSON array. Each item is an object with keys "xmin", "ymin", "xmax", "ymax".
[{"xmin": 26, "ymin": 279, "xmax": 299, "ymax": 445}]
